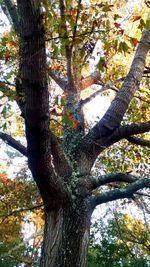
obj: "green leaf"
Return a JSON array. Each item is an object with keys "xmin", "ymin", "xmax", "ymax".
[
  {"xmin": 138, "ymin": 19, "xmax": 146, "ymax": 31},
  {"xmin": 119, "ymin": 41, "xmax": 129, "ymax": 53},
  {"xmin": 97, "ymin": 57, "xmax": 105, "ymax": 72},
  {"xmin": 145, "ymin": 19, "xmax": 150, "ymax": 29}
]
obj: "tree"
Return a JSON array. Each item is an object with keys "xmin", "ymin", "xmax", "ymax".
[
  {"xmin": 88, "ymin": 212, "xmax": 150, "ymax": 267},
  {"xmin": 0, "ymin": 0, "xmax": 150, "ymax": 266},
  {"xmin": 0, "ymin": 171, "xmax": 43, "ymax": 266}
]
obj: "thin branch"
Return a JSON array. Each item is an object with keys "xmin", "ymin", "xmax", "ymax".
[
  {"xmin": 90, "ymin": 178, "xmax": 150, "ymax": 208},
  {"xmin": 2, "ymin": 228, "xmax": 43, "ymax": 258},
  {"xmin": 0, "ymin": 132, "xmax": 27, "ymax": 156},
  {"xmin": 80, "ymin": 72, "xmax": 123, "ymax": 91},
  {"xmin": 124, "ymin": 237, "xmax": 150, "ymax": 250},
  {"xmin": 136, "ymin": 192, "xmax": 150, "ymax": 198},
  {"xmin": 71, "ymin": 0, "xmax": 82, "ymax": 47},
  {"xmin": 59, "ymin": 0, "xmax": 74, "ymax": 89},
  {"xmin": 45, "ymin": 29, "xmax": 107, "ymax": 42},
  {"xmin": 126, "ymin": 136, "xmax": 150, "ymax": 147},
  {"xmin": 0, "ymin": 80, "xmax": 15, "ymax": 87},
  {"xmin": 0, "ymin": 204, "xmax": 43, "ymax": 218},
  {"xmin": 113, "ymin": 212, "xmax": 135, "ymax": 258},
  {"xmin": 80, "ymin": 76, "xmax": 121, "ymax": 106},
  {"xmin": 80, "ymin": 78, "xmax": 149, "ymax": 106},
  {"xmin": 79, "ymin": 67, "xmax": 150, "ymax": 93}
]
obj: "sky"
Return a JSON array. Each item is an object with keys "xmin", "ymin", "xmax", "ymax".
[{"xmin": 0, "ymin": 0, "xmax": 149, "ymax": 259}]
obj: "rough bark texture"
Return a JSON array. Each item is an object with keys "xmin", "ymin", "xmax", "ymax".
[
  {"xmin": 40, "ymin": 202, "xmax": 92, "ymax": 267},
  {"xmin": 1, "ymin": 1, "xmax": 150, "ymax": 267}
]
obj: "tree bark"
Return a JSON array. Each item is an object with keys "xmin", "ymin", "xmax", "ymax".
[
  {"xmin": 2, "ymin": 1, "xmax": 150, "ymax": 266},
  {"xmin": 40, "ymin": 203, "xmax": 92, "ymax": 267}
]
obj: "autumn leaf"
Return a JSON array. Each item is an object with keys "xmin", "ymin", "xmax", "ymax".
[
  {"xmin": 73, "ymin": 119, "xmax": 79, "ymax": 128},
  {"xmin": 130, "ymin": 38, "xmax": 139, "ymax": 47},
  {"xmin": 68, "ymin": 112, "xmax": 73, "ymax": 120},
  {"xmin": 4, "ymin": 50, "xmax": 10, "ymax": 62},
  {"xmin": 119, "ymin": 29, "xmax": 124, "ymax": 35},
  {"xmin": 0, "ymin": 173, "xmax": 7, "ymax": 183},
  {"xmin": 8, "ymin": 41, "xmax": 17, "ymax": 47},
  {"xmin": 21, "ymin": 256, "xmax": 33, "ymax": 265},
  {"xmin": 114, "ymin": 22, "xmax": 121, "ymax": 28},
  {"xmin": 71, "ymin": 9, "xmax": 77, "ymax": 17},
  {"xmin": 132, "ymin": 15, "xmax": 141, "ymax": 22},
  {"xmin": 14, "ymin": 96, "xmax": 22, "ymax": 101}
]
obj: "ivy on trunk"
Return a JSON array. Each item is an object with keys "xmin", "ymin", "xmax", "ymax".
[{"xmin": 0, "ymin": 1, "xmax": 150, "ymax": 266}]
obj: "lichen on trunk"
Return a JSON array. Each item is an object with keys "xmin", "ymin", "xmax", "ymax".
[{"xmin": 40, "ymin": 201, "xmax": 92, "ymax": 267}]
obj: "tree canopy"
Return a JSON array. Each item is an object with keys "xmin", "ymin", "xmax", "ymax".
[{"xmin": 0, "ymin": 0, "xmax": 150, "ymax": 266}]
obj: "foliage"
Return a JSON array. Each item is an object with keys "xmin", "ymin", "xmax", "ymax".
[
  {"xmin": 88, "ymin": 212, "xmax": 150, "ymax": 267},
  {"xmin": 0, "ymin": 0, "xmax": 149, "ymax": 133},
  {"xmin": 0, "ymin": 171, "xmax": 43, "ymax": 266},
  {"xmin": 0, "ymin": 0, "xmax": 150, "ymax": 266}
]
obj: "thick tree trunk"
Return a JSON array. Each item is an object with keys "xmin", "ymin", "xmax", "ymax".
[{"xmin": 40, "ymin": 203, "xmax": 92, "ymax": 267}]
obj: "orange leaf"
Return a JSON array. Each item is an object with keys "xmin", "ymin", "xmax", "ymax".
[
  {"xmin": 22, "ymin": 256, "xmax": 32, "ymax": 265},
  {"xmin": 132, "ymin": 15, "xmax": 141, "ymax": 22},
  {"xmin": 8, "ymin": 41, "xmax": 17, "ymax": 47},
  {"xmin": 131, "ymin": 38, "xmax": 139, "ymax": 46},
  {"xmin": 0, "ymin": 173, "xmax": 7, "ymax": 183},
  {"xmin": 71, "ymin": 9, "xmax": 77, "ymax": 17}
]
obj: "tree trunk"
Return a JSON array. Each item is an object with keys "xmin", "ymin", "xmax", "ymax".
[{"xmin": 40, "ymin": 203, "xmax": 92, "ymax": 267}]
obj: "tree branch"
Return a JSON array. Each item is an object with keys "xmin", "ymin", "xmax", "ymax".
[
  {"xmin": 79, "ymin": 72, "xmax": 123, "ymax": 92},
  {"xmin": 0, "ymin": 129, "xmax": 72, "ymax": 179},
  {"xmin": 0, "ymin": 80, "xmax": 15, "ymax": 87},
  {"xmin": 16, "ymin": 0, "xmax": 70, "ymax": 204},
  {"xmin": 80, "ymin": 75, "xmax": 122, "ymax": 106},
  {"xmin": 90, "ymin": 178, "xmax": 150, "ymax": 209},
  {"xmin": 79, "ymin": 28, "xmax": 150, "ymax": 168},
  {"xmin": 1, "ymin": 0, "xmax": 20, "ymax": 32},
  {"xmin": 0, "ymin": 132, "xmax": 27, "ymax": 156},
  {"xmin": 80, "ymin": 80, "xmax": 149, "ymax": 107},
  {"xmin": 59, "ymin": 0, "xmax": 74, "ymax": 89},
  {"xmin": 88, "ymin": 173, "xmax": 138, "ymax": 192},
  {"xmin": 0, "ymin": 204, "xmax": 43, "ymax": 218},
  {"xmin": 48, "ymin": 70, "xmax": 67, "ymax": 91},
  {"xmin": 79, "ymin": 67, "xmax": 150, "ymax": 94},
  {"xmin": 80, "ymin": 79, "xmax": 149, "ymax": 106},
  {"xmin": 71, "ymin": 0, "xmax": 82, "ymax": 47},
  {"xmin": 126, "ymin": 136, "xmax": 150, "ymax": 147},
  {"xmin": 50, "ymin": 131, "xmax": 72, "ymax": 178},
  {"xmin": 79, "ymin": 121, "xmax": 150, "ymax": 174},
  {"xmin": 107, "ymin": 121, "xmax": 150, "ymax": 146},
  {"xmin": 80, "ymin": 71, "xmax": 104, "ymax": 89},
  {"xmin": 92, "ymin": 28, "xmax": 150, "ymax": 137}
]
